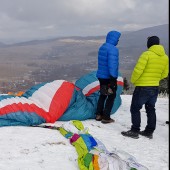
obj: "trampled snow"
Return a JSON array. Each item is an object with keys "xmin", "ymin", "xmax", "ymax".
[{"xmin": 0, "ymin": 95, "xmax": 169, "ymax": 170}]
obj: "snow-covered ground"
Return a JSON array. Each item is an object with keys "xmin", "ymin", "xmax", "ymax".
[{"xmin": 0, "ymin": 95, "xmax": 169, "ymax": 170}]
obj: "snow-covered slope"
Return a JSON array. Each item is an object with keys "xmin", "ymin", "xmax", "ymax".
[{"xmin": 0, "ymin": 95, "xmax": 168, "ymax": 170}]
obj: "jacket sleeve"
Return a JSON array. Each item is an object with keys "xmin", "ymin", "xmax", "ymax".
[
  {"xmin": 161, "ymin": 56, "xmax": 169, "ymax": 80},
  {"xmin": 131, "ymin": 52, "xmax": 148, "ymax": 84},
  {"xmin": 108, "ymin": 47, "xmax": 119, "ymax": 78}
]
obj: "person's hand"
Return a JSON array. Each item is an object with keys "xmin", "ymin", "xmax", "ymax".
[{"xmin": 108, "ymin": 87, "xmax": 113, "ymax": 95}]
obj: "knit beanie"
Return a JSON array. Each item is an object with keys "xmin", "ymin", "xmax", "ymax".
[{"xmin": 147, "ymin": 36, "xmax": 160, "ymax": 48}]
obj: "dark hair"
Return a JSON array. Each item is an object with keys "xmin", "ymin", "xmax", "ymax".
[{"xmin": 147, "ymin": 36, "xmax": 160, "ymax": 48}]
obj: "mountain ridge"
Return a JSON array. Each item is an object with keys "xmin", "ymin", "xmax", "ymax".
[{"xmin": 0, "ymin": 24, "xmax": 169, "ymax": 92}]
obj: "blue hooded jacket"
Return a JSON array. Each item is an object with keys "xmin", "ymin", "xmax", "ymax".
[{"xmin": 96, "ymin": 30, "xmax": 121, "ymax": 79}]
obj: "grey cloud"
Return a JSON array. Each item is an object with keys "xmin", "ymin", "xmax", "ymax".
[{"xmin": 0, "ymin": 0, "xmax": 168, "ymax": 43}]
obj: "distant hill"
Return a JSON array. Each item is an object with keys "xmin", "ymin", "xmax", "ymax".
[
  {"xmin": 0, "ymin": 42, "xmax": 6, "ymax": 47},
  {"xmin": 118, "ymin": 24, "xmax": 169, "ymax": 78},
  {"xmin": 121, "ymin": 24, "xmax": 168, "ymax": 47},
  {"xmin": 0, "ymin": 24, "xmax": 168, "ymax": 92}
]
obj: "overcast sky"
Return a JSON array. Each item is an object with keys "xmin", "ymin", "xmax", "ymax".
[{"xmin": 0, "ymin": 0, "xmax": 169, "ymax": 43}]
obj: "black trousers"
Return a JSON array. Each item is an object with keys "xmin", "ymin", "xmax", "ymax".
[
  {"xmin": 130, "ymin": 87, "xmax": 159, "ymax": 133},
  {"xmin": 96, "ymin": 78, "xmax": 116, "ymax": 120}
]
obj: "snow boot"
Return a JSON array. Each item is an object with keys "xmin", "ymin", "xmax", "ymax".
[
  {"xmin": 121, "ymin": 130, "xmax": 139, "ymax": 139},
  {"xmin": 139, "ymin": 130, "xmax": 153, "ymax": 139},
  {"xmin": 95, "ymin": 115, "xmax": 102, "ymax": 121},
  {"xmin": 101, "ymin": 118, "xmax": 115, "ymax": 124}
]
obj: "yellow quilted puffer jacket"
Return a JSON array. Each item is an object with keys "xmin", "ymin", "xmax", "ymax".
[{"xmin": 131, "ymin": 45, "xmax": 169, "ymax": 86}]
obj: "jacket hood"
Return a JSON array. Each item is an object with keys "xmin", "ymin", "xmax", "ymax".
[
  {"xmin": 106, "ymin": 30, "xmax": 121, "ymax": 46},
  {"xmin": 148, "ymin": 45, "xmax": 166, "ymax": 56}
]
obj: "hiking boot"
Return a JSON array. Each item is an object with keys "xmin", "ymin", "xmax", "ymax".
[
  {"xmin": 95, "ymin": 115, "xmax": 102, "ymax": 121},
  {"xmin": 139, "ymin": 130, "xmax": 153, "ymax": 139},
  {"xmin": 121, "ymin": 130, "xmax": 139, "ymax": 139},
  {"xmin": 101, "ymin": 118, "xmax": 115, "ymax": 124},
  {"xmin": 166, "ymin": 121, "xmax": 169, "ymax": 124}
]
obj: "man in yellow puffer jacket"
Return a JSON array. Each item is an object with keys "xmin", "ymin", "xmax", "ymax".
[{"xmin": 121, "ymin": 36, "xmax": 169, "ymax": 139}]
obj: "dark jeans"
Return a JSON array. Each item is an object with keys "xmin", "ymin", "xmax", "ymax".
[
  {"xmin": 130, "ymin": 86, "xmax": 159, "ymax": 133},
  {"xmin": 96, "ymin": 78, "xmax": 116, "ymax": 120}
]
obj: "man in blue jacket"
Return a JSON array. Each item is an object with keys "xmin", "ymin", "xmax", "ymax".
[{"xmin": 96, "ymin": 30, "xmax": 121, "ymax": 123}]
